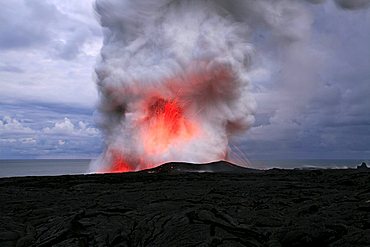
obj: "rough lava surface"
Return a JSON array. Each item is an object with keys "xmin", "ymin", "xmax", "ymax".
[{"xmin": 1, "ymin": 162, "xmax": 370, "ymax": 246}]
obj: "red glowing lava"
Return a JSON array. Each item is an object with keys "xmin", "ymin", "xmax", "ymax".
[
  {"xmin": 141, "ymin": 97, "xmax": 197, "ymax": 155},
  {"xmin": 103, "ymin": 65, "xmax": 235, "ymax": 173},
  {"xmin": 111, "ymin": 154, "xmax": 131, "ymax": 173},
  {"xmin": 100, "ymin": 150, "xmax": 133, "ymax": 173},
  {"xmin": 103, "ymin": 97, "xmax": 198, "ymax": 173}
]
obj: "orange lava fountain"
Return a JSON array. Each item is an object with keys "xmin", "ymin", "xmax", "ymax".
[
  {"xmin": 105, "ymin": 96, "xmax": 198, "ymax": 173},
  {"xmin": 141, "ymin": 97, "xmax": 197, "ymax": 155}
]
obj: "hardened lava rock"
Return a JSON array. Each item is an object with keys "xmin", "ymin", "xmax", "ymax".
[{"xmin": 0, "ymin": 162, "xmax": 369, "ymax": 247}]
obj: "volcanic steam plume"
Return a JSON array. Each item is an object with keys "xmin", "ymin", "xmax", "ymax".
[
  {"xmin": 90, "ymin": 0, "xmax": 370, "ymax": 173},
  {"xmin": 90, "ymin": 0, "xmax": 255, "ymax": 173}
]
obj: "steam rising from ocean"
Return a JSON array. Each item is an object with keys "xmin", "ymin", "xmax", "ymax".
[{"xmin": 90, "ymin": 0, "xmax": 370, "ymax": 173}]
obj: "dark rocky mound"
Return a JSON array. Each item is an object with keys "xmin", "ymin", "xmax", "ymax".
[
  {"xmin": 143, "ymin": 160, "xmax": 261, "ymax": 174},
  {"xmin": 357, "ymin": 162, "xmax": 369, "ymax": 171},
  {"xmin": 0, "ymin": 162, "xmax": 369, "ymax": 247}
]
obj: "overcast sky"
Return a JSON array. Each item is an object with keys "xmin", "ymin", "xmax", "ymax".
[{"xmin": 0, "ymin": 0, "xmax": 369, "ymax": 160}]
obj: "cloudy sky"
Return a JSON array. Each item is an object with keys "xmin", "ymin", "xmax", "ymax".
[{"xmin": 0, "ymin": 0, "xmax": 369, "ymax": 160}]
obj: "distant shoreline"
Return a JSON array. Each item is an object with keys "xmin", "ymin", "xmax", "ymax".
[{"xmin": 0, "ymin": 159, "xmax": 369, "ymax": 178}]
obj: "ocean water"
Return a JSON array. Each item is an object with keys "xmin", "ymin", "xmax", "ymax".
[
  {"xmin": 0, "ymin": 159, "xmax": 91, "ymax": 178},
  {"xmin": 0, "ymin": 159, "xmax": 368, "ymax": 178}
]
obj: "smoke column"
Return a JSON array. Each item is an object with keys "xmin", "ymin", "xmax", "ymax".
[{"xmin": 90, "ymin": 0, "xmax": 370, "ymax": 173}]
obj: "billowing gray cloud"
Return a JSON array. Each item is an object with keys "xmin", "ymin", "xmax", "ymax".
[{"xmin": 231, "ymin": 0, "xmax": 370, "ymax": 160}]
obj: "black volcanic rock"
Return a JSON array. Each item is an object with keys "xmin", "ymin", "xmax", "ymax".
[
  {"xmin": 357, "ymin": 162, "xmax": 369, "ymax": 171},
  {"xmin": 0, "ymin": 162, "xmax": 369, "ymax": 246},
  {"xmin": 143, "ymin": 160, "xmax": 262, "ymax": 174}
]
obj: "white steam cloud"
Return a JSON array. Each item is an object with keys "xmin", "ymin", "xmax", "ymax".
[{"xmin": 90, "ymin": 0, "xmax": 370, "ymax": 173}]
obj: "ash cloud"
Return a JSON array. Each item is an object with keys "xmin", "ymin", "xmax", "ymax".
[
  {"xmin": 92, "ymin": 0, "xmax": 259, "ymax": 172},
  {"xmin": 91, "ymin": 0, "xmax": 370, "ymax": 172}
]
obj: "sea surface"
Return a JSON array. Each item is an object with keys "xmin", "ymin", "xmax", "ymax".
[
  {"xmin": 0, "ymin": 159, "xmax": 368, "ymax": 178},
  {"xmin": 0, "ymin": 159, "xmax": 91, "ymax": 178}
]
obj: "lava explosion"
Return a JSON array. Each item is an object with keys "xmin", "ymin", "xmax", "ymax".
[
  {"xmin": 88, "ymin": 0, "xmax": 257, "ymax": 173},
  {"xmin": 90, "ymin": 0, "xmax": 370, "ymax": 173}
]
